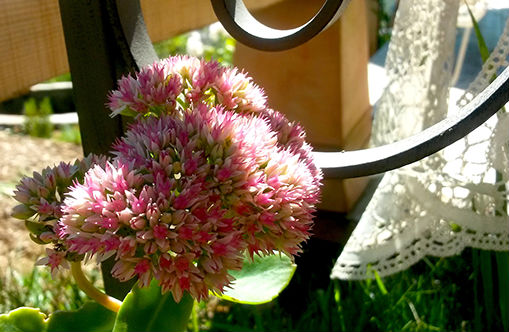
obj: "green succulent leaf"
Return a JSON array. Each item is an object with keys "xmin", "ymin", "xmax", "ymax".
[
  {"xmin": 11, "ymin": 205, "xmax": 36, "ymax": 220},
  {"xmin": 0, "ymin": 302, "xmax": 116, "ymax": 332},
  {"xmin": 24, "ymin": 220, "xmax": 49, "ymax": 235},
  {"xmin": 214, "ymin": 252, "xmax": 297, "ymax": 305},
  {"xmin": 112, "ymin": 280, "xmax": 194, "ymax": 332},
  {"xmin": 46, "ymin": 301, "xmax": 116, "ymax": 332},
  {"xmin": 0, "ymin": 307, "xmax": 47, "ymax": 332}
]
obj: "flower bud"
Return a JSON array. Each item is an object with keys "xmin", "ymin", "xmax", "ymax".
[{"xmin": 11, "ymin": 204, "xmax": 36, "ymax": 220}]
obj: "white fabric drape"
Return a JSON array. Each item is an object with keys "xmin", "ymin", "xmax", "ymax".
[{"xmin": 331, "ymin": 0, "xmax": 509, "ymax": 280}]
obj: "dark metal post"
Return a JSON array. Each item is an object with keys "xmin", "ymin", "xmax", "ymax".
[{"xmin": 58, "ymin": 0, "xmax": 157, "ymax": 299}]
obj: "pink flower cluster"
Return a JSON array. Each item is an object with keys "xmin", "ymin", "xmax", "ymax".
[
  {"xmin": 12, "ymin": 155, "xmax": 108, "ymax": 235},
  {"xmin": 12, "ymin": 155, "xmax": 108, "ymax": 276},
  {"xmin": 12, "ymin": 56, "xmax": 322, "ymax": 302},
  {"xmin": 108, "ymin": 56, "xmax": 267, "ymax": 117}
]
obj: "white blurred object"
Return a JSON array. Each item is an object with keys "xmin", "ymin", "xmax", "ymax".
[
  {"xmin": 186, "ymin": 31, "xmax": 204, "ymax": 57},
  {"xmin": 185, "ymin": 22, "xmax": 231, "ymax": 57},
  {"xmin": 457, "ymin": 0, "xmax": 488, "ymax": 28},
  {"xmin": 208, "ymin": 22, "xmax": 229, "ymax": 43}
]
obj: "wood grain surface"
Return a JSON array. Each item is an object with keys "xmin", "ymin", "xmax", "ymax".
[{"xmin": 0, "ymin": 0, "xmax": 284, "ymax": 102}]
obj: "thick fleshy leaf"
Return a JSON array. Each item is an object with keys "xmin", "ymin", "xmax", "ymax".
[
  {"xmin": 0, "ymin": 307, "xmax": 47, "ymax": 332},
  {"xmin": 46, "ymin": 301, "xmax": 116, "ymax": 332},
  {"xmin": 0, "ymin": 303, "xmax": 117, "ymax": 332},
  {"xmin": 113, "ymin": 280, "xmax": 194, "ymax": 332},
  {"xmin": 101, "ymin": 256, "xmax": 137, "ymax": 301},
  {"xmin": 216, "ymin": 253, "xmax": 297, "ymax": 304}
]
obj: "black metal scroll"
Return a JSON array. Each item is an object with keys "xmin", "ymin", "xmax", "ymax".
[
  {"xmin": 211, "ymin": 0, "xmax": 509, "ymax": 178},
  {"xmin": 58, "ymin": 0, "xmax": 156, "ymax": 156},
  {"xmin": 210, "ymin": 0, "xmax": 350, "ymax": 51},
  {"xmin": 314, "ymin": 65, "xmax": 509, "ymax": 178},
  {"xmin": 59, "ymin": 0, "xmax": 509, "ymax": 182}
]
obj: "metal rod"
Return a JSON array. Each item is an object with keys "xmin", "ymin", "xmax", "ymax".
[
  {"xmin": 58, "ymin": 0, "xmax": 148, "ymax": 300},
  {"xmin": 313, "ymin": 64, "xmax": 509, "ymax": 178}
]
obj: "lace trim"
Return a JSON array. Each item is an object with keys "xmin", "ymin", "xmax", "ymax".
[{"xmin": 331, "ymin": 0, "xmax": 509, "ymax": 280}]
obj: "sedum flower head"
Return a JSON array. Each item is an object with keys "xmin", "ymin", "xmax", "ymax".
[
  {"xmin": 107, "ymin": 55, "xmax": 267, "ymax": 118},
  {"xmin": 108, "ymin": 55, "xmax": 321, "ymax": 198},
  {"xmin": 11, "ymin": 154, "xmax": 108, "ymax": 274},
  {"xmin": 58, "ymin": 104, "xmax": 320, "ymax": 301},
  {"xmin": 13, "ymin": 56, "xmax": 322, "ymax": 302}
]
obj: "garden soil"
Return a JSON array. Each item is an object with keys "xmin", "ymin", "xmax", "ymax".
[{"xmin": 0, "ymin": 129, "xmax": 82, "ymax": 274}]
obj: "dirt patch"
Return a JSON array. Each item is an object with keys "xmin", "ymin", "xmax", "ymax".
[{"xmin": 0, "ymin": 130, "xmax": 82, "ymax": 274}]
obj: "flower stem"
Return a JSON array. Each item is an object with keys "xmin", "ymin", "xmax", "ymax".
[{"xmin": 71, "ymin": 261, "xmax": 122, "ymax": 312}]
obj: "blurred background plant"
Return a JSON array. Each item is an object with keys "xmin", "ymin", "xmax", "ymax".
[
  {"xmin": 54, "ymin": 124, "xmax": 81, "ymax": 145},
  {"xmin": 375, "ymin": 0, "xmax": 396, "ymax": 47},
  {"xmin": 22, "ymin": 97, "xmax": 54, "ymax": 138},
  {"xmin": 0, "ymin": 261, "xmax": 99, "ymax": 315}
]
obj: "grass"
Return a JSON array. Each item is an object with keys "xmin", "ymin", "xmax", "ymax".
[
  {"xmin": 205, "ymin": 248, "xmax": 507, "ymax": 332},
  {"xmin": 0, "ymin": 264, "xmax": 88, "ymax": 315},
  {"xmin": 53, "ymin": 124, "xmax": 82, "ymax": 145},
  {"xmin": 0, "ymin": 260, "xmax": 107, "ymax": 316}
]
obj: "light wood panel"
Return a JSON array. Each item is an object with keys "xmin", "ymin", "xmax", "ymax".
[
  {"xmin": 0, "ymin": 0, "xmax": 68, "ymax": 102},
  {"xmin": 233, "ymin": 0, "xmax": 372, "ymax": 212},
  {"xmin": 0, "ymin": 0, "xmax": 284, "ymax": 102},
  {"xmin": 142, "ymin": 0, "xmax": 286, "ymax": 43}
]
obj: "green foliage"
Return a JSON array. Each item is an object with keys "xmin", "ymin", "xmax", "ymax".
[
  {"xmin": 54, "ymin": 124, "xmax": 81, "ymax": 145},
  {"xmin": 113, "ymin": 280, "xmax": 193, "ymax": 332},
  {"xmin": 208, "ymin": 249, "xmax": 504, "ymax": 331},
  {"xmin": 214, "ymin": 253, "xmax": 296, "ymax": 305},
  {"xmin": 0, "ymin": 266, "xmax": 90, "ymax": 315},
  {"xmin": 47, "ymin": 302, "xmax": 116, "ymax": 332},
  {"xmin": 23, "ymin": 97, "xmax": 54, "ymax": 138},
  {"xmin": 0, "ymin": 307, "xmax": 47, "ymax": 332},
  {"xmin": 375, "ymin": 0, "xmax": 395, "ymax": 47},
  {"xmin": 465, "ymin": 0, "xmax": 490, "ymax": 63},
  {"xmin": 0, "ymin": 302, "xmax": 115, "ymax": 332},
  {"xmin": 202, "ymin": 36, "xmax": 235, "ymax": 66},
  {"xmin": 496, "ymin": 252, "xmax": 509, "ymax": 331},
  {"xmin": 154, "ymin": 34, "xmax": 189, "ymax": 59},
  {"xmin": 473, "ymin": 249, "xmax": 509, "ymax": 332},
  {"xmin": 44, "ymin": 73, "xmax": 72, "ymax": 83},
  {"xmin": 2, "ymin": 249, "xmax": 508, "ymax": 331}
]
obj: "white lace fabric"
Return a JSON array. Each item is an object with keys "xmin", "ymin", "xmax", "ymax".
[{"xmin": 331, "ymin": 0, "xmax": 509, "ymax": 280}]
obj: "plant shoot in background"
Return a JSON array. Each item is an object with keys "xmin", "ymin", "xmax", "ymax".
[{"xmin": 23, "ymin": 97, "xmax": 54, "ymax": 139}]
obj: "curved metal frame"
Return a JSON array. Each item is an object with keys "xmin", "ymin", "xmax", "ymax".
[
  {"xmin": 314, "ymin": 66, "xmax": 509, "ymax": 178},
  {"xmin": 61, "ymin": 0, "xmax": 509, "ymax": 180},
  {"xmin": 210, "ymin": 0, "xmax": 509, "ymax": 178}
]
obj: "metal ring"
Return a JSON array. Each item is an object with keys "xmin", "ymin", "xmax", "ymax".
[{"xmin": 210, "ymin": 0, "xmax": 350, "ymax": 51}]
